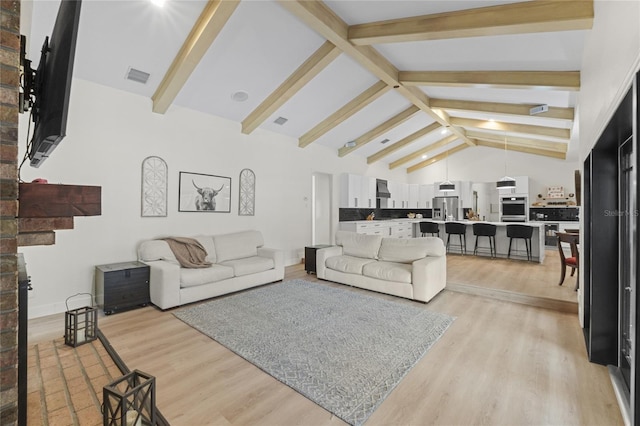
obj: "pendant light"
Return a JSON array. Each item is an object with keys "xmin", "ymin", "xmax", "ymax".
[
  {"xmin": 439, "ymin": 148, "xmax": 455, "ymax": 192},
  {"xmin": 496, "ymin": 132, "xmax": 516, "ymax": 189}
]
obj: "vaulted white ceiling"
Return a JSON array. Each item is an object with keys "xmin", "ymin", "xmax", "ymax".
[{"xmin": 27, "ymin": 0, "xmax": 592, "ymax": 172}]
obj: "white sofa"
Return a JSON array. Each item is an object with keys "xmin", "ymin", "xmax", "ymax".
[
  {"xmin": 316, "ymin": 230, "xmax": 446, "ymax": 303},
  {"xmin": 137, "ymin": 230, "xmax": 284, "ymax": 309}
]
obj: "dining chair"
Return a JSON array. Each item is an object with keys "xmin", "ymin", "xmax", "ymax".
[{"xmin": 557, "ymin": 231, "xmax": 579, "ymax": 290}]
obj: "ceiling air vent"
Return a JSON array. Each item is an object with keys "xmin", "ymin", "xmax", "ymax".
[
  {"xmin": 273, "ymin": 117, "xmax": 288, "ymax": 125},
  {"xmin": 125, "ymin": 67, "xmax": 150, "ymax": 84},
  {"xmin": 380, "ymin": 138, "xmax": 390, "ymax": 144}
]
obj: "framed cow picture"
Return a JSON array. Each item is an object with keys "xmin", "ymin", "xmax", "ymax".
[{"xmin": 179, "ymin": 172, "xmax": 231, "ymax": 213}]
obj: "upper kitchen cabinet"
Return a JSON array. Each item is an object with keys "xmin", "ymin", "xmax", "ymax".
[
  {"xmin": 418, "ymin": 184, "xmax": 434, "ymax": 208},
  {"xmin": 339, "ymin": 173, "xmax": 364, "ymax": 208},
  {"xmin": 458, "ymin": 181, "xmax": 474, "ymax": 208},
  {"xmin": 387, "ymin": 181, "xmax": 406, "ymax": 209},
  {"xmin": 399, "ymin": 183, "xmax": 410, "ymax": 209},
  {"xmin": 361, "ymin": 176, "xmax": 376, "ymax": 209},
  {"xmin": 408, "ymin": 184, "xmax": 420, "ymax": 209}
]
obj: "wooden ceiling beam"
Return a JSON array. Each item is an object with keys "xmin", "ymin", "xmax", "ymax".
[
  {"xmin": 152, "ymin": 0, "xmax": 240, "ymax": 114},
  {"xmin": 367, "ymin": 121, "xmax": 441, "ymax": 164},
  {"xmin": 399, "ymin": 71, "xmax": 580, "ymax": 91},
  {"xmin": 277, "ymin": 0, "xmax": 476, "ymax": 148},
  {"xmin": 430, "ymin": 98, "xmax": 574, "ymax": 121},
  {"xmin": 298, "ymin": 81, "xmax": 390, "ymax": 148},
  {"xmin": 449, "ymin": 117, "xmax": 571, "ymax": 140},
  {"xmin": 338, "ymin": 105, "xmax": 419, "ymax": 157},
  {"xmin": 348, "ymin": 0, "xmax": 594, "ymax": 45},
  {"xmin": 475, "ymin": 140, "xmax": 567, "ymax": 160},
  {"xmin": 466, "ymin": 130, "xmax": 568, "ymax": 153},
  {"xmin": 241, "ymin": 41, "xmax": 341, "ymax": 135},
  {"xmin": 407, "ymin": 144, "xmax": 471, "ymax": 173},
  {"xmin": 389, "ymin": 134, "xmax": 458, "ymax": 170}
]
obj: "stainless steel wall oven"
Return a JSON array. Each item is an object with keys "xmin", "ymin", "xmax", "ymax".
[{"xmin": 500, "ymin": 196, "xmax": 528, "ymax": 222}]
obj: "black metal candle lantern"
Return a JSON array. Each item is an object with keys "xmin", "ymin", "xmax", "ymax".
[
  {"xmin": 64, "ymin": 293, "xmax": 98, "ymax": 347},
  {"xmin": 103, "ymin": 370, "xmax": 156, "ymax": 426}
]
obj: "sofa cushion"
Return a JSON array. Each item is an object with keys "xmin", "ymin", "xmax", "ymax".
[
  {"xmin": 194, "ymin": 235, "xmax": 217, "ymax": 264},
  {"xmin": 220, "ymin": 256, "xmax": 275, "ymax": 277},
  {"xmin": 213, "ymin": 230, "xmax": 264, "ymax": 263},
  {"xmin": 362, "ymin": 261, "xmax": 412, "ymax": 283},
  {"xmin": 325, "ymin": 255, "xmax": 376, "ymax": 275},
  {"xmin": 336, "ymin": 231, "xmax": 382, "ymax": 259},
  {"xmin": 378, "ymin": 237, "xmax": 445, "ymax": 264},
  {"xmin": 180, "ymin": 264, "xmax": 234, "ymax": 288},
  {"xmin": 138, "ymin": 240, "xmax": 179, "ymax": 265}
]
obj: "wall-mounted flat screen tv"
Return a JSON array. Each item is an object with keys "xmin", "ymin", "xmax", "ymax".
[{"xmin": 22, "ymin": 0, "xmax": 82, "ymax": 168}]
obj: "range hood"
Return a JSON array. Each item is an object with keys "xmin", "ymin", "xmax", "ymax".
[{"xmin": 376, "ymin": 179, "xmax": 391, "ymax": 198}]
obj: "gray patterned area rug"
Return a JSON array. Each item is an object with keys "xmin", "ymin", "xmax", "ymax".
[{"xmin": 173, "ymin": 279, "xmax": 454, "ymax": 426}]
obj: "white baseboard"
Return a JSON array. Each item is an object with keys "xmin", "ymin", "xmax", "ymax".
[{"xmin": 28, "ymin": 294, "xmax": 93, "ymax": 320}]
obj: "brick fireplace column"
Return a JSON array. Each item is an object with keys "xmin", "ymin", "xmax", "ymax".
[{"xmin": 0, "ymin": 0, "xmax": 21, "ymax": 424}]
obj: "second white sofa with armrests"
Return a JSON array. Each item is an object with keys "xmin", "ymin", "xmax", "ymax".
[{"xmin": 316, "ymin": 230, "xmax": 446, "ymax": 303}]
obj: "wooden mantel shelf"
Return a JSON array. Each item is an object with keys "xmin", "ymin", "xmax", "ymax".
[{"xmin": 17, "ymin": 183, "xmax": 102, "ymax": 247}]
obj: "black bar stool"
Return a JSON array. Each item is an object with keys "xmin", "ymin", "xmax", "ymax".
[
  {"xmin": 506, "ymin": 224, "xmax": 534, "ymax": 261},
  {"xmin": 445, "ymin": 222, "xmax": 467, "ymax": 255},
  {"xmin": 419, "ymin": 221, "xmax": 439, "ymax": 237},
  {"xmin": 472, "ymin": 223, "xmax": 497, "ymax": 258}
]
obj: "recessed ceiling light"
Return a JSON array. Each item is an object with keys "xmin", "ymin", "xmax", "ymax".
[
  {"xmin": 488, "ymin": 118, "xmax": 495, "ymax": 122},
  {"xmin": 422, "ymin": 154, "xmax": 428, "ymax": 160},
  {"xmin": 150, "ymin": 0, "xmax": 166, "ymax": 7},
  {"xmin": 440, "ymin": 128, "xmax": 448, "ymax": 135},
  {"xmin": 231, "ymin": 91, "xmax": 249, "ymax": 102},
  {"xmin": 273, "ymin": 117, "xmax": 288, "ymax": 125},
  {"xmin": 344, "ymin": 141, "xmax": 356, "ymax": 148}
]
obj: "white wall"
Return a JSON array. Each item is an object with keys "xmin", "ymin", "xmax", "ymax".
[
  {"xmin": 579, "ymin": 0, "xmax": 640, "ymax": 157},
  {"xmin": 18, "ymin": 79, "xmax": 405, "ymax": 318}
]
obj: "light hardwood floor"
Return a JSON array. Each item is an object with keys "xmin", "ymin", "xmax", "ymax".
[
  {"xmin": 29, "ymin": 260, "xmax": 619, "ymax": 425},
  {"xmin": 447, "ymin": 248, "xmax": 579, "ymax": 304}
]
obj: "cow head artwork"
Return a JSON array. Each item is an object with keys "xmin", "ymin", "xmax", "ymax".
[{"xmin": 192, "ymin": 180, "xmax": 224, "ymax": 211}]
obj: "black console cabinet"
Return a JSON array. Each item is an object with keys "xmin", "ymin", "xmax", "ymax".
[
  {"xmin": 305, "ymin": 245, "xmax": 332, "ymax": 274},
  {"xmin": 95, "ymin": 261, "xmax": 150, "ymax": 315}
]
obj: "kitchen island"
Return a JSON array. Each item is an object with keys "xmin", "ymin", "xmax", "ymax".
[{"xmin": 339, "ymin": 219, "xmax": 546, "ymax": 263}]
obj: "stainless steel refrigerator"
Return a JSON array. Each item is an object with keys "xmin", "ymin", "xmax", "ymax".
[{"xmin": 432, "ymin": 196, "xmax": 459, "ymax": 220}]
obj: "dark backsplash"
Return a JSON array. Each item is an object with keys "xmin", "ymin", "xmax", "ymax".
[
  {"xmin": 529, "ymin": 207, "xmax": 580, "ymax": 221},
  {"xmin": 339, "ymin": 208, "xmax": 433, "ymax": 221}
]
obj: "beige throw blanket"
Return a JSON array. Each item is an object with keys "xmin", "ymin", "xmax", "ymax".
[{"xmin": 162, "ymin": 237, "xmax": 212, "ymax": 269}]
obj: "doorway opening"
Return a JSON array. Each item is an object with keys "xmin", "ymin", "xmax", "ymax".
[{"xmin": 311, "ymin": 173, "xmax": 332, "ymax": 246}]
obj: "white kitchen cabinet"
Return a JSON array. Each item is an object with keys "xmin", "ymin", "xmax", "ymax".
[
  {"xmin": 361, "ymin": 176, "xmax": 376, "ymax": 209},
  {"xmin": 339, "ymin": 173, "xmax": 363, "ymax": 208},
  {"xmin": 418, "ymin": 184, "xmax": 434, "ymax": 208},
  {"xmin": 387, "ymin": 181, "xmax": 401, "ymax": 208},
  {"xmin": 459, "ymin": 181, "xmax": 474, "ymax": 208},
  {"xmin": 340, "ymin": 221, "xmax": 391, "ymax": 236},
  {"xmin": 398, "ymin": 183, "xmax": 410, "ymax": 208},
  {"xmin": 408, "ymin": 184, "xmax": 420, "ymax": 209},
  {"xmin": 389, "ymin": 222, "xmax": 413, "ymax": 238},
  {"xmin": 515, "ymin": 176, "xmax": 530, "ymax": 196}
]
